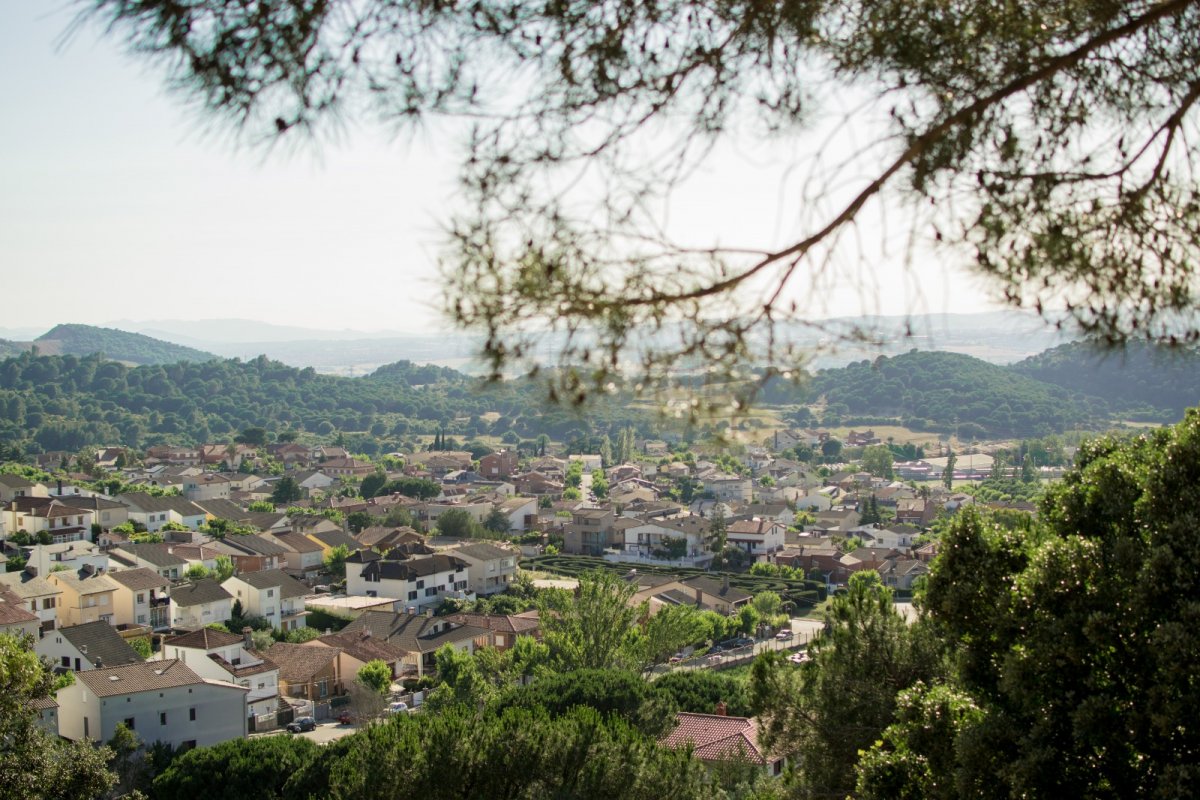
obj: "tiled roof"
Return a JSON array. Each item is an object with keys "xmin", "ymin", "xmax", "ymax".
[
  {"xmin": 680, "ymin": 576, "xmax": 752, "ymax": 603},
  {"xmin": 0, "ymin": 588, "xmax": 38, "ymax": 627},
  {"xmin": 117, "ymin": 493, "xmax": 205, "ymax": 516},
  {"xmin": 341, "ymin": 611, "xmax": 489, "ymax": 654},
  {"xmin": 108, "ymin": 568, "xmax": 171, "ymax": 592},
  {"xmin": 76, "ymin": 659, "xmax": 209, "ymax": 697},
  {"xmin": 260, "ymin": 642, "xmax": 340, "ymax": 682},
  {"xmin": 307, "ymin": 529, "xmax": 359, "ymax": 550},
  {"xmin": 363, "ymin": 553, "xmax": 467, "ymax": 582},
  {"xmin": 660, "ymin": 712, "xmax": 768, "ymax": 765},
  {"xmin": 192, "ymin": 499, "xmax": 248, "ymax": 520},
  {"xmin": 166, "ymin": 627, "xmax": 244, "ymax": 650},
  {"xmin": 0, "ymin": 571, "xmax": 60, "ymax": 599},
  {"xmin": 227, "ymin": 569, "xmax": 309, "ymax": 598},
  {"xmin": 452, "ymin": 542, "xmax": 514, "ymax": 562},
  {"xmin": 220, "ymin": 534, "xmax": 290, "ymax": 558},
  {"xmin": 312, "ymin": 632, "xmax": 407, "ymax": 664},
  {"xmin": 170, "ymin": 579, "xmax": 233, "ymax": 607},
  {"xmin": 446, "ymin": 612, "xmax": 540, "ymax": 636},
  {"xmin": 49, "ymin": 569, "xmax": 120, "ymax": 597},
  {"xmin": 113, "ymin": 543, "xmax": 187, "ymax": 568},
  {"xmin": 270, "ymin": 532, "xmax": 323, "ymax": 554},
  {"xmin": 60, "ymin": 621, "xmax": 143, "ymax": 668}
]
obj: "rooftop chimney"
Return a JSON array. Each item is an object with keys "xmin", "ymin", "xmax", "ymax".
[
  {"xmin": 242, "ymin": 626, "xmax": 253, "ymax": 650},
  {"xmin": 94, "ymin": 656, "xmax": 103, "ymax": 669},
  {"xmin": 24, "ymin": 565, "xmax": 37, "ymax": 578}
]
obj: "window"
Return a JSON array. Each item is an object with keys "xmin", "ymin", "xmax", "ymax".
[
  {"xmin": 43, "ymin": 597, "xmax": 55, "ymax": 609},
  {"xmin": 190, "ymin": 707, "xmax": 196, "ymax": 721},
  {"xmin": 136, "ymin": 593, "xmax": 145, "ymax": 604},
  {"xmin": 137, "ymin": 615, "xmax": 146, "ymax": 624},
  {"xmin": 160, "ymin": 712, "xmax": 167, "ymax": 725},
  {"xmin": 408, "ymin": 591, "xmax": 418, "ymax": 601},
  {"xmin": 317, "ymin": 680, "xmax": 328, "ymax": 699},
  {"xmin": 425, "ymin": 587, "xmax": 437, "ymax": 597},
  {"xmin": 99, "ymin": 595, "xmax": 108, "ymax": 606},
  {"xmin": 124, "ymin": 717, "xmax": 135, "ymax": 730},
  {"xmin": 416, "ymin": 580, "xmax": 424, "ymax": 589},
  {"xmin": 267, "ymin": 589, "xmax": 274, "ymax": 597}
]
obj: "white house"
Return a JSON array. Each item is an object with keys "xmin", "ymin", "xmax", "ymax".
[
  {"xmin": 221, "ymin": 569, "xmax": 310, "ymax": 632},
  {"xmin": 162, "ymin": 627, "xmax": 281, "ymax": 720},
  {"xmin": 23, "ymin": 541, "xmax": 108, "ymax": 578},
  {"xmin": 725, "ymin": 518, "xmax": 787, "ymax": 559},
  {"xmin": 0, "ymin": 568, "xmax": 62, "ymax": 636},
  {"xmin": 57, "ymin": 659, "xmax": 248, "ymax": 749},
  {"xmin": 116, "ymin": 493, "xmax": 208, "ymax": 532},
  {"xmin": 170, "ymin": 579, "xmax": 234, "ymax": 629},
  {"xmin": 348, "ymin": 553, "xmax": 471, "ymax": 611},
  {"xmin": 36, "ymin": 620, "xmax": 143, "ymax": 671},
  {"xmin": 622, "ymin": 514, "xmax": 712, "ymax": 563}
]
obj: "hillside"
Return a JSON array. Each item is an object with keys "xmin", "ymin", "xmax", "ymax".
[
  {"xmin": 801, "ymin": 350, "xmax": 1102, "ymax": 437},
  {"xmin": 35, "ymin": 324, "xmax": 216, "ymax": 365},
  {"xmin": 0, "ymin": 353, "xmax": 649, "ymax": 454},
  {"xmin": 1011, "ymin": 341, "xmax": 1200, "ymax": 421}
]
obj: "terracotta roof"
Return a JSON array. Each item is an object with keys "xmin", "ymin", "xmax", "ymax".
[
  {"xmin": 660, "ymin": 712, "xmax": 769, "ymax": 765},
  {"xmin": 311, "ymin": 632, "xmax": 406, "ymax": 664},
  {"xmin": 260, "ymin": 642, "xmax": 340, "ymax": 682},
  {"xmin": 108, "ymin": 568, "xmax": 171, "ymax": 591},
  {"xmin": 0, "ymin": 587, "xmax": 38, "ymax": 627},
  {"xmin": 166, "ymin": 627, "xmax": 244, "ymax": 650},
  {"xmin": 59, "ymin": 621, "xmax": 143, "ymax": 668},
  {"xmin": 76, "ymin": 659, "xmax": 211, "ymax": 697},
  {"xmin": 446, "ymin": 612, "xmax": 540, "ymax": 636}
]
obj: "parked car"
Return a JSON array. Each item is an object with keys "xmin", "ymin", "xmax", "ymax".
[
  {"xmin": 775, "ymin": 629, "xmax": 793, "ymax": 641},
  {"xmin": 286, "ymin": 716, "xmax": 317, "ymax": 733},
  {"xmin": 720, "ymin": 636, "xmax": 754, "ymax": 649},
  {"xmin": 336, "ymin": 709, "xmax": 355, "ymax": 725},
  {"xmin": 388, "ymin": 701, "xmax": 409, "ymax": 714}
]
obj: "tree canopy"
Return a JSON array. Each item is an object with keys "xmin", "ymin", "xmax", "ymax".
[{"xmin": 82, "ymin": 0, "xmax": 1200, "ymax": 406}]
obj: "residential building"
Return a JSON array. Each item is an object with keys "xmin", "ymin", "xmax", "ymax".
[
  {"xmin": 109, "ymin": 543, "xmax": 189, "ymax": 581},
  {"xmin": 48, "ymin": 566, "xmax": 120, "ymax": 627},
  {"xmin": 725, "ymin": 518, "xmax": 787, "ymax": 559},
  {"xmin": 478, "ymin": 449, "xmax": 518, "ymax": 479},
  {"xmin": 258, "ymin": 642, "xmax": 343, "ymax": 701},
  {"xmin": 170, "ymin": 579, "xmax": 234, "ymax": 630},
  {"xmin": 451, "ymin": 542, "xmax": 518, "ymax": 596},
  {"xmin": 270, "ymin": 532, "xmax": 326, "ymax": 578},
  {"xmin": 162, "ymin": 627, "xmax": 281, "ymax": 720},
  {"xmin": 340, "ymin": 610, "xmax": 489, "ymax": 677},
  {"xmin": 348, "ymin": 553, "xmax": 471, "ymax": 611},
  {"xmin": 0, "ymin": 474, "xmax": 49, "ymax": 503},
  {"xmin": 108, "ymin": 568, "xmax": 172, "ymax": 631},
  {"xmin": 57, "ymin": 659, "xmax": 248, "ymax": 748},
  {"xmin": 116, "ymin": 493, "xmax": 207, "ymax": 532},
  {"xmin": 0, "ymin": 567, "xmax": 62, "ymax": 636},
  {"xmin": 660, "ymin": 711, "xmax": 785, "ymax": 777},
  {"xmin": 221, "ymin": 569, "xmax": 310, "ymax": 632},
  {"xmin": 4, "ymin": 497, "xmax": 93, "ymax": 543},
  {"xmin": 0, "ymin": 587, "xmax": 41, "ymax": 638},
  {"xmin": 37, "ymin": 620, "xmax": 143, "ymax": 671}
]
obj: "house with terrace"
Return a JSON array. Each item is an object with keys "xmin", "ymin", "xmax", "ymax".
[
  {"xmin": 48, "ymin": 565, "xmax": 120, "ymax": 627},
  {"xmin": 162, "ymin": 627, "xmax": 281, "ymax": 721},
  {"xmin": 170, "ymin": 579, "xmax": 234, "ymax": 630},
  {"xmin": 108, "ymin": 568, "xmax": 172, "ymax": 632},
  {"xmin": 221, "ymin": 569, "xmax": 310, "ymax": 632}
]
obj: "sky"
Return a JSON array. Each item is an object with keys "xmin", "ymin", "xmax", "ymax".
[{"xmin": 0, "ymin": 2, "xmax": 1007, "ymax": 339}]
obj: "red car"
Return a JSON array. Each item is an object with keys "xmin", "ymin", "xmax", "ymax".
[{"xmin": 336, "ymin": 709, "xmax": 355, "ymax": 725}]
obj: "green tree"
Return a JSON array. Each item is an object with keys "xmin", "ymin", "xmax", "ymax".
[
  {"xmin": 0, "ymin": 633, "xmax": 118, "ymax": 799},
  {"xmin": 482, "ymin": 508, "xmax": 511, "ymax": 535},
  {"xmin": 359, "ymin": 470, "xmax": 388, "ymax": 499},
  {"xmin": 752, "ymin": 571, "xmax": 943, "ymax": 800},
  {"xmin": 323, "ymin": 544, "xmax": 351, "ymax": 578},
  {"xmin": 214, "ymin": 554, "xmax": 235, "ymax": 582},
  {"xmin": 153, "ymin": 735, "xmax": 319, "ymax": 800},
  {"xmin": 860, "ymin": 445, "xmax": 895, "ymax": 479},
  {"xmin": 271, "ymin": 475, "xmax": 302, "ymax": 505},
  {"xmin": 500, "ymin": 668, "xmax": 677, "ymax": 738},
  {"xmin": 942, "ymin": 450, "xmax": 957, "ymax": 490},
  {"xmin": 184, "ymin": 563, "xmax": 211, "ymax": 581},
  {"xmin": 540, "ymin": 570, "xmax": 645, "ymax": 673},
  {"xmin": 654, "ymin": 670, "xmax": 753, "ymax": 718},
  {"xmin": 858, "ymin": 413, "xmax": 1200, "ymax": 799},
  {"xmin": 434, "ymin": 509, "xmax": 480, "ymax": 539},
  {"xmin": 129, "ymin": 636, "xmax": 153, "ymax": 659},
  {"xmin": 247, "ymin": 500, "xmax": 275, "ymax": 512},
  {"xmin": 639, "ymin": 605, "xmax": 706, "ymax": 672},
  {"xmin": 355, "ymin": 659, "xmax": 393, "ymax": 695},
  {"xmin": 235, "ymin": 427, "xmax": 268, "ymax": 446}
]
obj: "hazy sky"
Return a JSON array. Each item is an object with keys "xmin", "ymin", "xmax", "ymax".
[{"xmin": 1, "ymin": 3, "xmax": 1006, "ymax": 337}]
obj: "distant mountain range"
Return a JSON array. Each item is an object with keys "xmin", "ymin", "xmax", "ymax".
[{"xmin": 0, "ymin": 311, "xmax": 1071, "ymax": 375}]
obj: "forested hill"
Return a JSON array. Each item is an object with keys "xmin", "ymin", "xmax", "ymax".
[
  {"xmin": 800, "ymin": 350, "xmax": 1101, "ymax": 438},
  {"xmin": 0, "ymin": 353, "xmax": 648, "ymax": 454},
  {"xmin": 1011, "ymin": 341, "xmax": 1200, "ymax": 421},
  {"xmin": 35, "ymin": 324, "xmax": 216, "ymax": 365}
]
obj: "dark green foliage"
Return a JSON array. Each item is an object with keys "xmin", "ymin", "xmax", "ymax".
[
  {"xmin": 153, "ymin": 735, "xmax": 320, "ymax": 800},
  {"xmin": 499, "ymin": 669, "xmax": 677, "ymax": 738},
  {"xmin": 653, "ymin": 670, "xmax": 753, "ymax": 718},
  {"xmin": 286, "ymin": 704, "xmax": 707, "ymax": 800},
  {"xmin": 1012, "ymin": 341, "xmax": 1200, "ymax": 421},
  {"xmin": 860, "ymin": 411, "xmax": 1200, "ymax": 798},
  {"xmin": 36, "ymin": 324, "xmax": 216, "ymax": 364}
]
